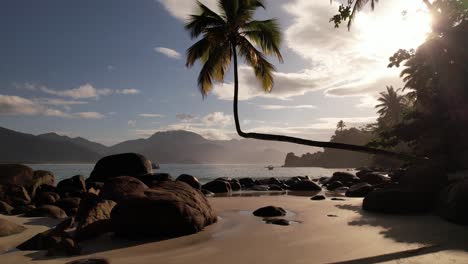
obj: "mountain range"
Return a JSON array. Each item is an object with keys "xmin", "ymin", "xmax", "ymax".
[{"xmin": 0, "ymin": 126, "xmax": 315, "ymax": 164}]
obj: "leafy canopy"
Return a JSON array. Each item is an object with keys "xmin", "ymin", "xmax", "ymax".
[{"xmin": 185, "ymin": 0, "xmax": 283, "ymax": 96}]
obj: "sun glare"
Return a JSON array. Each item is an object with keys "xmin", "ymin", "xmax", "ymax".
[{"xmin": 355, "ymin": 1, "xmax": 432, "ymax": 59}]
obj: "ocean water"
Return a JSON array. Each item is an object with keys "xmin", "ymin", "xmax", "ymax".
[{"xmin": 26, "ymin": 163, "xmax": 350, "ymax": 184}]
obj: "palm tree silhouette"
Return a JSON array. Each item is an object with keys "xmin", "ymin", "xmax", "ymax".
[
  {"xmin": 375, "ymin": 86, "xmax": 407, "ymax": 127},
  {"xmin": 336, "ymin": 120, "xmax": 346, "ymax": 132},
  {"xmin": 185, "ymin": 0, "xmax": 412, "ymax": 159}
]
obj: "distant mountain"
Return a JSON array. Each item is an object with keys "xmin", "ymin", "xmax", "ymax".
[
  {"xmin": 38, "ymin": 133, "xmax": 108, "ymax": 154},
  {"xmin": 0, "ymin": 127, "xmax": 313, "ymax": 164},
  {"xmin": 0, "ymin": 127, "xmax": 102, "ymax": 163},
  {"xmin": 106, "ymin": 130, "xmax": 288, "ymax": 164}
]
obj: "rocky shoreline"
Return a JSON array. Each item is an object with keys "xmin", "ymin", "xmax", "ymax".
[{"xmin": 1, "ymin": 152, "xmax": 468, "ymax": 260}]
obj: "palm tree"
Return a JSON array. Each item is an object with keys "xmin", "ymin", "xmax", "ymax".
[
  {"xmin": 375, "ymin": 86, "xmax": 407, "ymax": 127},
  {"xmin": 336, "ymin": 120, "xmax": 346, "ymax": 132},
  {"xmin": 185, "ymin": 0, "xmax": 413, "ymax": 159}
]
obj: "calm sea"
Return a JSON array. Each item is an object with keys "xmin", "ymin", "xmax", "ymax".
[{"xmin": 26, "ymin": 164, "xmax": 349, "ymax": 184}]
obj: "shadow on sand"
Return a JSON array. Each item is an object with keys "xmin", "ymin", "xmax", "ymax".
[{"xmin": 329, "ymin": 204, "xmax": 468, "ymax": 264}]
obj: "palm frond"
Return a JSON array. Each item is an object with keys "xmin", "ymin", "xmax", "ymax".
[
  {"xmin": 242, "ymin": 19, "xmax": 283, "ymax": 62},
  {"xmin": 197, "ymin": 42, "xmax": 232, "ymax": 96},
  {"xmin": 218, "ymin": 0, "xmax": 239, "ymax": 22},
  {"xmin": 186, "ymin": 37, "xmax": 211, "ymax": 67},
  {"xmin": 237, "ymin": 36, "xmax": 275, "ymax": 91},
  {"xmin": 185, "ymin": 1, "xmax": 225, "ymax": 39}
]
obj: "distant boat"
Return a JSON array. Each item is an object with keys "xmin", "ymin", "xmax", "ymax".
[{"xmin": 266, "ymin": 165, "xmax": 274, "ymax": 170}]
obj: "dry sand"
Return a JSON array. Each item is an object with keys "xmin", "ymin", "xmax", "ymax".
[{"xmin": 1, "ymin": 195, "xmax": 468, "ymax": 264}]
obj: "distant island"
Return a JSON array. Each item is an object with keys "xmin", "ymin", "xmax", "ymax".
[{"xmin": 284, "ymin": 127, "xmax": 377, "ymax": 168}]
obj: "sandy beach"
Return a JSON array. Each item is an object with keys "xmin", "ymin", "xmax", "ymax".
[{"xmin": 0, "ymin": 195, "xmax": 467, "ymax": 264}]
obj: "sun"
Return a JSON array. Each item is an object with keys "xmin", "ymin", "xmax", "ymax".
[{"xmin": 355, "ymin": 0, "xmax": 432, "ymax": 60}]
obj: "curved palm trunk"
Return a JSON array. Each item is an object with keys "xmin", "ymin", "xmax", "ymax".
[{"xmin": 231, "ymin": 44, "xmax": 417, "ymax": 161}]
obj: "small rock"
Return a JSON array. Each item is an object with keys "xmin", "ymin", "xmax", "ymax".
[
  {"xmin": 331, "ymin": 198, "xmax": 346, "ymax": 201},
  {"xmin": 288, "ymin": 180, "xmax": 321, "ymax": 191},
  {"xmin": 202, "ymin": 180, "xmax": 232, "ymax": 193},
  {"xmin": 66, "ymin": 258, "xmax": 110, "ymax": 264},
  {"xmin": 253, "ymin": 206, "xmax": 286, "ymax": 217},
  {"xmin": 176, "ymin": 174, "xmax": 201, "ymax": 190},
  {"xmin": 311, "ymin": 195, "xmax": 326, "ymax": 200}
]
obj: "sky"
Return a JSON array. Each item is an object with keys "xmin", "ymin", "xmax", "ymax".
[{"xmin": 0, "ymin": 0, "xmax": 432, "ymax": 146}]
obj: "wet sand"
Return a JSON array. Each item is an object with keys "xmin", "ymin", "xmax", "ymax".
[{"xmin": 1, "ymin": 196, "xmax": 468, "ymax": 264}]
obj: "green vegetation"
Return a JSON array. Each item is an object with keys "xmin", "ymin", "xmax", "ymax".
[{"xmin": 336, "ymin": 0, "xmax": 468, "ymax": 170}]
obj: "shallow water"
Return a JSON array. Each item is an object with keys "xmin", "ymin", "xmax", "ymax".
[{"xmin": 26, "ymin": 163, "xmax": 351, "ymax": 183}]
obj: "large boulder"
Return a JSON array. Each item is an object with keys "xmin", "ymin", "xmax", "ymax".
[
  {"xmin": 400, "ymin": 161, "xmax": 447, "ymax": 192},
  {"xmin": 75, "ymin": 219, "xmax": 113, "ymax": 242},
  {"xmin": 253, "ymin": 206, "xmax": 286, "ymax": 217},
  {"xmin": 29, "ymin": 170, "xmax": 55, "ymax": 198},
  {"xmin": 136, "ymin": 173, "xmax": 172, "ymax": 187},
  {"xmin": 203, "ymin": 179, "xmax": 232, "ymax": 193},
  {"xmin": 437, "ymin": 179, "xmax": 468, "ymax": 225},
  {"xmin": 176, "ymin": 174, "xmax": 201, "ymax": 190},
  {"xmin": 288, "ymin": 180, "xmax": 321, "ymax": 191},
  {"xmin": 57, "ymin": 175, "xmax": 86, "ymax": 195},
  {"xmin": 88, "ymin": 153, "xmax": 153, "ymax": 182},
  {"xmin": 0, "ymin": 184, "xmax": 31, "ymax": 206},
  {"xmin": 0, "ymin": 200, "xmax": 14, "ymax": 215},
  {"xmin": 25, "ymin": 205, "xmax": 68, "ymax": 219},
  {"xmin": 35, "ymin": 192, "xmax": 61, "ymax": 206},
  {"xmin": 100, "ymin": 176, "xmax": 148, "ymax": 202},
  {"xmin": 329, "ymin": 172, "xmax": 360, "ymax": 186},
  {"xmin": 356, "ymin": 171, "xmax": 389, "ymax": 185},
  {"xmin": 0, "ymin": 218, "xmax": 26, "ymax": 237},
  {"xmin": 0, "ymin": 164, "xmax": 34, "ymax": 186},
  {"xmin": 363, "ymin": 188, "xmax": 436, "ymax": 214},
  {"xmin": 76, "ymin": 199, "xmax": 116, "ymax": 229},
  {"xmin": 346, "ymin": 183, "xmax": 374, "ymax": 197},
  {"xmin": 55, "ymin": 197, "xmax": 81, "ymax": 216},
  {"xmin": 111, "ymin": 181, "xmax": 217, "ymax": 238}
]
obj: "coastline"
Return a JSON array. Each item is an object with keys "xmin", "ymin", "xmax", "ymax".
[{"xmin": 2, "ymin": 196, "xmax": 468, "ymax": 264}]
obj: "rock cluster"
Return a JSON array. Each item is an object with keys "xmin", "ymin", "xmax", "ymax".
[{"xmin": 0, "ymin": 153, "xmax": 217, "ymax": 256}]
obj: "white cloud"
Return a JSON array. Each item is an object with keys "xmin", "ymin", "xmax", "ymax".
[
  {"xmin": 73, "ymin": 112, "xmax": 105, "ymax": 119},
  {"xmin": 259, "ymin": 104, "xmax": 316, "ymax": 110},
  {"xmin": 201, "ymin": 112, "xmax": 232, "ymax": 127},
  {"xmin": 37, "ymin": 98, "xmax": 88, "ymax": 106},
  {"xmin": 107, "ymin": 65, "xmax": 115, "ymax": 72},
  {"xmin": 0, "ymin": 94, "xmax": 104, "ymax": 119},
  {"xmin": 212, "ymin": 66, "xmax": 324, "ymax": 101},
  {"xmin": 117, "ymin": 89, "xmax": 140, "ymax": 95},
  {"xmin": 0, "ymin": 95, "xmax": 49, "ymax": 115},
  {"xmin": 139, "ymin": 113, "xmax": 164, "ymax": 118},
  {"xmin": 41, "ymin": 84, "xmax": 112, "ymax": 99},
  {"xmin": 39, "ymin": 83, "xmax": 139, "ymax": 99},
  {"xmin": 154, "ymin": 47, "xmax": 182, "ymax": 60}
]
